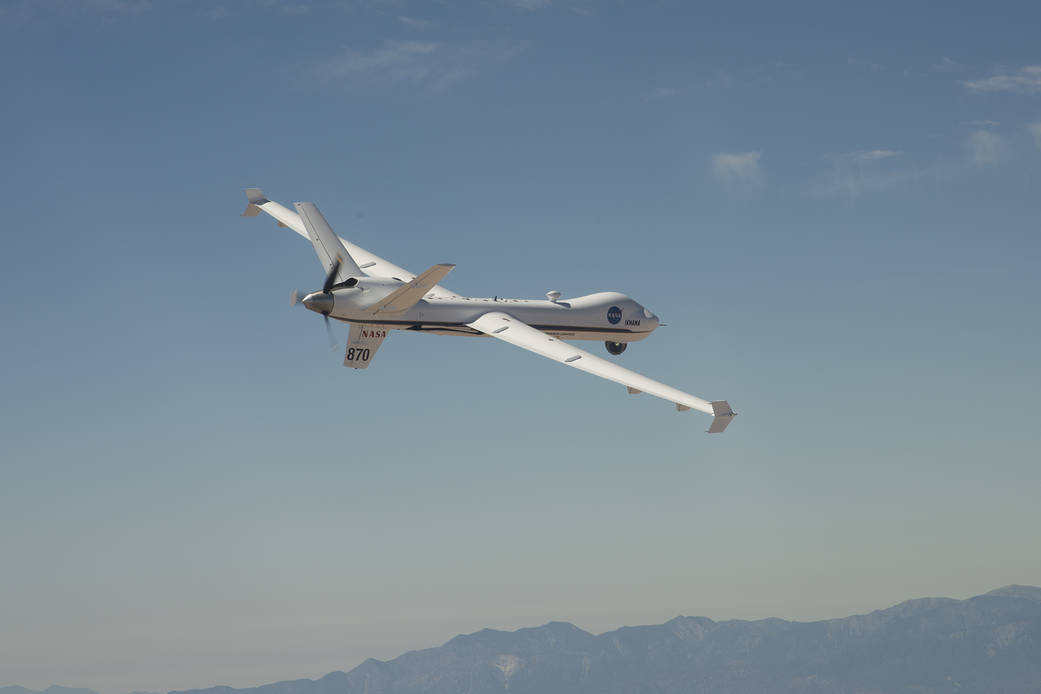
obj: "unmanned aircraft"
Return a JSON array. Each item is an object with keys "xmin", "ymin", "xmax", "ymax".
[{"xmin": 243, "ymin": 189, "xmax": 736, "ymax": 433}]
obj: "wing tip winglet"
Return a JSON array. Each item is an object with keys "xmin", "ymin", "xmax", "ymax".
[
  {"xmin": 707, "ymin": 400, "xmax": 736, "ymax": 434},
  {"xmin": 242, "ymin": 187, "xmax": 269, "ymax": 216},
  {"xmin": 245, "ymin": 188, "xmax": 267, "ymax": 204}
]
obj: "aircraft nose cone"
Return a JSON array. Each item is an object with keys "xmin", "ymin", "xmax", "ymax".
[
  {"xmin": 302, "ymin": 292, "xmax": 333, "ymax": 314},
  {"xmin": 642, "ymin": 307, "xmax": 660, "ymax": 327}
]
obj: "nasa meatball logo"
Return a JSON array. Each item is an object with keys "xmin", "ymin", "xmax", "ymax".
[{"xmin": 607, "ymin": 306, "xmax": 622, "ymax": 324}]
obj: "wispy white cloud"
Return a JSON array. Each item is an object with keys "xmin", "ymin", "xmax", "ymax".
[
  {"xmin": 852, "ymin": 149, "xmax": 902, "ymax": 162},
  {"xmin": 697, "ymin": 61, "xmax": 803, "ymax": 90},
  {"xmin": 967, "ymin": 129, "xmax": 1007, "ymax": 166},
  {"xmin": 1028, "ymin": 120, "xmax": 1041, "ymax": 150},
  {"xmin": 711, "ymin": 152, "xmax": 763, "ymax": 186},
  {"xmin": 3, "ymin": 0, "xmax": 331, "ymax": 22},
  {"xmin": 817, "ymin": 162, "xmax": 957, "ymax": 198},
  {"xmin": 965, "ymin": 119, "xmax": 1000, "ymax": 127},
  {"xmin": 931, "ymin": 57, "xmax": 961, "ymax": 72},
  {"xmin": 963, "ymin": 66, "xmax": 1041, "ymax": 94},
  {"xmin": 323, "ymin": 40, "xmax": 439, "ymax": 79},
  {"xmin": 318, "ymin": 40, "xmax": 521, "ymax": 92},
  {"xmin": 820, "ymin": 129, "xmax": 1013, "ymax": 197},
  {"xmin": 195, "ymin": 1, "xmax": 317, "ymax": 22},
  {"xmin": 1, "ymin": 0, "xmax": 151, "ymax": 21},
  {"xmin": 507, "ymin": 0, "xmax": 553, "ymax": 9},
  {"xmin": 398, "ymin": 15, "xmax": 432, "ymax": 29},
  {"xmin": 817, "ymin": 148, "xmax": 963, "ymax": 198}
]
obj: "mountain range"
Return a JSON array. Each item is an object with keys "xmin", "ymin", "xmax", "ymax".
[{"xmin": 8, "ymin": 585, "xmax": 1041, "ymax": 694}]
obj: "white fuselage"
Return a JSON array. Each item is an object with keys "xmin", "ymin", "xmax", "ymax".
[{"xmin": 319, "ymin": 284, "xmax": 660, "ymax": 342}]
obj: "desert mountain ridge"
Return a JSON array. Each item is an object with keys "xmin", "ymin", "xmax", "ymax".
[{"xmin": 7, "ymin": 584, "xmax": 1041, "ymax": 694}]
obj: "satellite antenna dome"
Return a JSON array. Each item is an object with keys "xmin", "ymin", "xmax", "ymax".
[{"xmin": 546, "ymin": 290, "xmax": 562, "ymax": 302}]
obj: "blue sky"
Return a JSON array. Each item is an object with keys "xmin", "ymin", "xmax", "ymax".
[{"xmin": 2, "ymin": 0, "xmax": 1040, "ymax": 691}]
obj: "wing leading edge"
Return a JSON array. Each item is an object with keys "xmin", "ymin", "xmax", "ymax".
[{"xmin": 467, "ymin": 312, "xmax": 736, "ymax": 433}]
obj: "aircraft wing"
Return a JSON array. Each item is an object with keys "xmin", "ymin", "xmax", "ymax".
[
  {"xmin": 293, "ymin": 202, "xmax": 364, "ymax": 280},
  {"xmin": 243, "ymin": 188, "xmax": 457, "ymax": 296},
  {"xmin": 467, "ymin": 312, "xmax": 736, "ymax": 432}
]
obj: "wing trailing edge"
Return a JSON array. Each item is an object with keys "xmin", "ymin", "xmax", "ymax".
[{"xmin": 467, "ymin": 311, "xmax": 736, "ymax": 432}]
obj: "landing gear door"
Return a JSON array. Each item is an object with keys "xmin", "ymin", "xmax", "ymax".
[{"xmin": 344, "ymin": 325, "xmax": 390, "ymax": 369}]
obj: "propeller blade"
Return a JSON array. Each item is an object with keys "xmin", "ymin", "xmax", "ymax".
[
  {"xmin": 323, "ymin": 313, "xmax": 337, "ymax": 349},
  {"xmin": 291, "ymin": 289, "xmax": 302, "ymax": 306},
  {"xmin": 322, "ymin": 257, "xmax": 343, "ymax": 294}
]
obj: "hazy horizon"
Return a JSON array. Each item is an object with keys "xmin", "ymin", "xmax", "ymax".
[{"xmin": 4, "ymin": 584, "xmax": 1040, "ymax": 694}]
